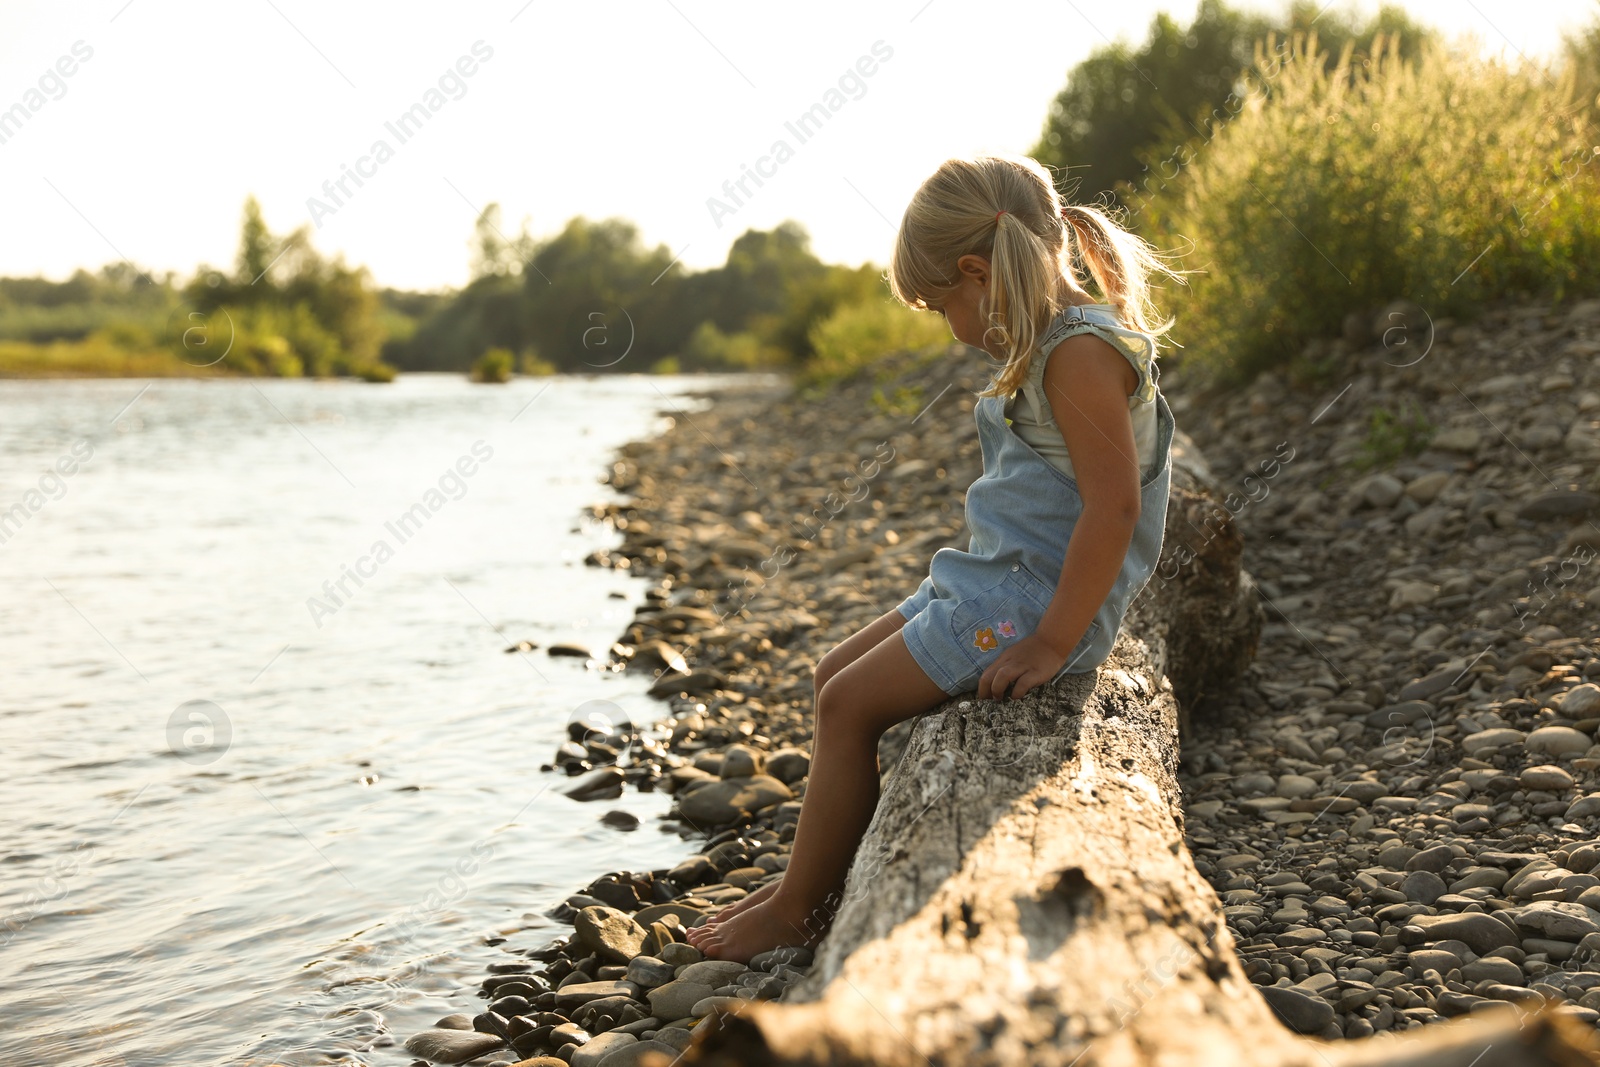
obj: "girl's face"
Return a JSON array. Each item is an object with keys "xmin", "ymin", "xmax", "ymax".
[{"xmin": 927, "ymin": 254, "xmax": 997, "ymax": 357}]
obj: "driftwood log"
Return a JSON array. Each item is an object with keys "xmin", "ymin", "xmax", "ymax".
[{"xmin": 670, "ymin": 431, "xmax": 1600, "ymax": 1066}]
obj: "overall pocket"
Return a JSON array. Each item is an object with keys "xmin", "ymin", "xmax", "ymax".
[
  {"xmin": 947, "ymin": 565, "xmax": 1100, "ymax": 677},
  {"xmin": 1011, "ymin": 566, "xmax": 1100, "ymax": 675}
]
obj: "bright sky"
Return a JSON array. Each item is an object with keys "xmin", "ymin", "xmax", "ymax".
[{"xmin": 2, "ymin": 0, "xmax": 1591, "ymax": 291}]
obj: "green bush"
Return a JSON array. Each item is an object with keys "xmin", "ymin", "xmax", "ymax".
[
  {"xmin": 471, "ymin": 347, "xmax": 515, "ymax": 383},
  {"xmin": 677, "ymin": 320, "xmax": 786, "ymax": 371},
  {"xmin": 1143, "ymin": 30, "xmax": 1600, "ymax": 384},
  {"xmin": 802, "ymin": 298, "xmax": 952, "ymax": 387},
  {"xmin": 1354, "ymin": 400, "xmax": 1434, "ymax": 470},
  {"xmin": 518, "ymin": 348, "xmax": 558, "ymax": 376}
]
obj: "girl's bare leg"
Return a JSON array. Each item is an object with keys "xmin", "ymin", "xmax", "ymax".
[
  {"xmin": 691, "ymin": 631, "xmax": 948, "ymax": 962},
  {"xmin": 686, "ymin": 609, "xmax": 910, "ymax": 937}
]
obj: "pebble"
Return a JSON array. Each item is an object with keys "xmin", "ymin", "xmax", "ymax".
[
  {"xmin": 1566, "ymin": 794, "xmax": 1600, "ymax": 819},
  {"xmin": 1513, "ymin": 901, "xmax": 1600, "ymax": 941},
  {"xmin": 554, "ymin": 981, "xmax": 640, "ymax": 1010},
  {"xmin": 1462, "ymin": 728, "xmax": 1526, "ymax": 755},
  {"xmin": 1404, "ymin": 845, "xmax": 1453, "ymax": 873},
  {"xmin": 402, "ymin": 1029, "xmax": 504, "ymax": 1063},
  {"xmin": 1407, "ymin": 949, "xmax": 1461, "ymax": 976},
  {"xmin": 1362, "ymin": 474, "xmax": 1405, "ymax": 507},
  {"xmin": 765, "ymin": 747, "xmax": 811, "ymax": 784},
  {"xmin": 1388, "ymin": 580, "xmax": 1438, "ymax": 610},
  {"xmin": 1462, "ymin": 957, "xmax": 1525, "ymax": 985},
  {"xmin": 1404, "ymin": 471, "xmax": 1451, "ymax": 504},
  {"xmin": 653, "ymin": 1028, "xmax": 693, "ymax": 1052},
  {"xmin": 1401, "ymin": 870, "xmax": 1448, "ymax": 905},
  {"xmin": 691, "ymin": 995, "xmax": 754, "ymax": 1019},
  {"xmin": 656, "ymin": 942, "xmax": 703, "ymax": 968},
  {"xmin": 594, "ymin": 1040, "xmax": 683, "ymax": 1066},
  {"xmin": 1403, "ymin": 913, "xmax": 1520, "ymax": 955},
  {"xmin": 719, "ymin": 744, "xmax": 764, "ymax": 779},
  {"xmin": 562, "ymin": 767, "xmax": 626, "ymax": 802},
  {"xmin": 1564, "ymin": 684, "xmax": 1600, "ymax": 717},
  {"xmin": 1259, "ymin": 985, "xmax": 1336, "ymax": 1033},
  {"xmin": 1521, "ymin": 765, "xmax": 1576, "ymax": 791},
  {"xmin": 646, "ymin": 980, "xmax": 715, "ymax": 1022},
  {"xmin": 570, "ymin": 1031, "xmax": 637, "ymax": 1067},
  {"xmin": 675, "ymin": 774, "xmax": 793, "ymax": 825},
  {"xmin": 1526, "ymin": 727, "xmax": 1593, "ymax": 757},
  {"xmin": 1432, "ymin": 426, "xmax": 1482, "ymax": 452},
  {"xmin": 1517, "ymin": 490, "xmax": 1600, "ymax": 521},
  {"xmin": 573, "ymin": 907, "xmax": 647, "ymax": 964},
  {"xmin": 1378, "ymin": 845, "xmax": 1418, "ymax": 870},
  {"xmin": 1275, "ymin": 774, "xmax": 1317, "ymax": 799},
  {"xmin": 750, "ymin": 947, "xmax": 813, "ymax": 972},
  {"xmin": 677, "ymin": 960, "xmax": 750, "ymax": 986},
  {"xmin": 625, "ymin": 956, "xmax": 676, "ymax": 989}
]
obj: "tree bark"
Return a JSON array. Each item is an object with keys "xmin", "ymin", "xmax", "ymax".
[{"xmin": 669, "ymin": 432, "xmax": 1600, "ymax": 1067}]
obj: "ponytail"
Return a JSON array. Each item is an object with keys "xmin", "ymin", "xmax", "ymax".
[
  {"xmin": 983, "ymin": 209, "xmax": 1061, "ymax": 396},
  {"xmin": 889, "ymin": 154, "xmax": 1188, "ymax": 399},
  {"xmin": 1061, "ymin": 203, "xmax": 1181, "ymax": 343}
]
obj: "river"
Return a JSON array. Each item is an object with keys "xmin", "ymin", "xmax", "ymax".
[{"xmin": 0, "ymin": 373, "xmax": 742, "ymax": 1066}]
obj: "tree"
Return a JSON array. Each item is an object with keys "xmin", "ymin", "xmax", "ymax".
[
  {"xmin": 179, "ymin": 197, "xmax": 390, "ymax": 379},
  {"xmin": 235, "ymin": 195, "xmax": 276, "ymax": 287},
  {"xmin": 1032, "ymin": 0, "xmax": 1435, "ymax": 209},
  {"xmin": 470, "ymin": 202, "xmax": 534, "ymax": 280}
]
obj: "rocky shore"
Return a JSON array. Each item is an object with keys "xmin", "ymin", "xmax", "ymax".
[
  {"xmin": 1155, "ymin": 296, "xmax": 1600, "ymax": 1040},
  {"xmin": 401, "ymin": 295, "xmax": 1600, "ymax": 1065}
]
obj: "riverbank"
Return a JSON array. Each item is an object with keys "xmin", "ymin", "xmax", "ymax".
[{"xmin": 403, "ymin": 295, "xmax": 1600, "ymax": 1064}]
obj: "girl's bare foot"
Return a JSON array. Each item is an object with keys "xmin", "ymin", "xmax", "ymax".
[
  {"xmin": 684, "ymin": 879, "xmax": 782, "ymax": 948},
  {"xmin": 694, "ymin": 891, "xmax": 827, "ymax": 964}
]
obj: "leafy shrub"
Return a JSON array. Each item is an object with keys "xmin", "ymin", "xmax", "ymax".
[
  {"xmin": 1143, "ymin": 30, "xmax": 1600, "ymax": 385},
  {"xmin": 471, "ymin": 347, "xmax": 515, "ymax": 383},
  {"xmin": 802, "ymin": 298, "xmax": 952, "ymax": 387},
  {"xmin": 677, "ymin": 321, "xmax": 786, "ymax": 371},
  {"xmin": 518, "ymin": 348, "xmax": 558, "ymax": 376}
]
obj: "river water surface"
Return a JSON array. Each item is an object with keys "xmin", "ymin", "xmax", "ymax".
[{"xmin": 0, "ymin": 373, "xmax": 739, "ymax": 1066}]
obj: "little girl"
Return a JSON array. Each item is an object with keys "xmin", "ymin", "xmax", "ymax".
[{"xmin": 687, "ymin": 153, "xmax": 1185, "ymax": 963}]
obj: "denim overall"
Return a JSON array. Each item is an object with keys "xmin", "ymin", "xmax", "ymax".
[{"xmin": 897, "ymin": 305, "xmax": 1177, "ymax": 695}]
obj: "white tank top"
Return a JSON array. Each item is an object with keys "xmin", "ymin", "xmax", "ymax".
[{"xmin": 1002, "ymin": 303, "xmax": 1161, "ymax": 482}]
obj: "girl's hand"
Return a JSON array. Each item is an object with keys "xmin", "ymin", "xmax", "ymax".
[{"xmin": 977, "ymin": 634, "xmax": 1069, "ymax": 701}]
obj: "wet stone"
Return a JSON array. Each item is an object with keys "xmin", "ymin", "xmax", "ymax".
[
  {"xmin": 403, "ymin": 1029, "xmax": 504, "ymax": 1063},
  {"xmin": 573, "ymin": 907, "xmax": 648, "ymax": 964}
]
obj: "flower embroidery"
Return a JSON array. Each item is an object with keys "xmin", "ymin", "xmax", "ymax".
[
  {"xmin": 973, "ymin": 627, "xmax": 998, "ymax": 652},
  {"xmin": 997, "ymin": 620, "xmax": 1017, "ymax": 638}
]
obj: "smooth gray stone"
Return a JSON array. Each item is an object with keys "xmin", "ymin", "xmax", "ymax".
[
  {"xmin": 402, "ymin": 1028, "xmax": 504, "ymax": 1064},
  {"xmin": 1259, "ymin": 985, "xmax": 1335, "ymax": 1034}
]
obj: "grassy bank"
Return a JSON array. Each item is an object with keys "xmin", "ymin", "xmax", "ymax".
[{"xmin": 0, "ymin": 335, "xmax": 231, "ymax": 379}]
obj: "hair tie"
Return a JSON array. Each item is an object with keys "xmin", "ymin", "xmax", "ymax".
[{"xmin": 995, "ymin": 210, "xmax": 1006, "ymax": 220}]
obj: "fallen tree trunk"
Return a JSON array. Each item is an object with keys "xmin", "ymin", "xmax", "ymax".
[{"xmin": 672, "ymin": 431, "xmax": 1600, "ymax": 1067}]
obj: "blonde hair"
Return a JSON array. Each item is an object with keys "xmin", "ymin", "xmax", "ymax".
[{"xmin": 888, "ymin": 153, "xmax": 1186, "ymax": 397}]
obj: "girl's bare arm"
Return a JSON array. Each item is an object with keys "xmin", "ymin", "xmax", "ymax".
[{"xmin": 977, "ymin": 334, "xmax": 1141, "ymax": 700}]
